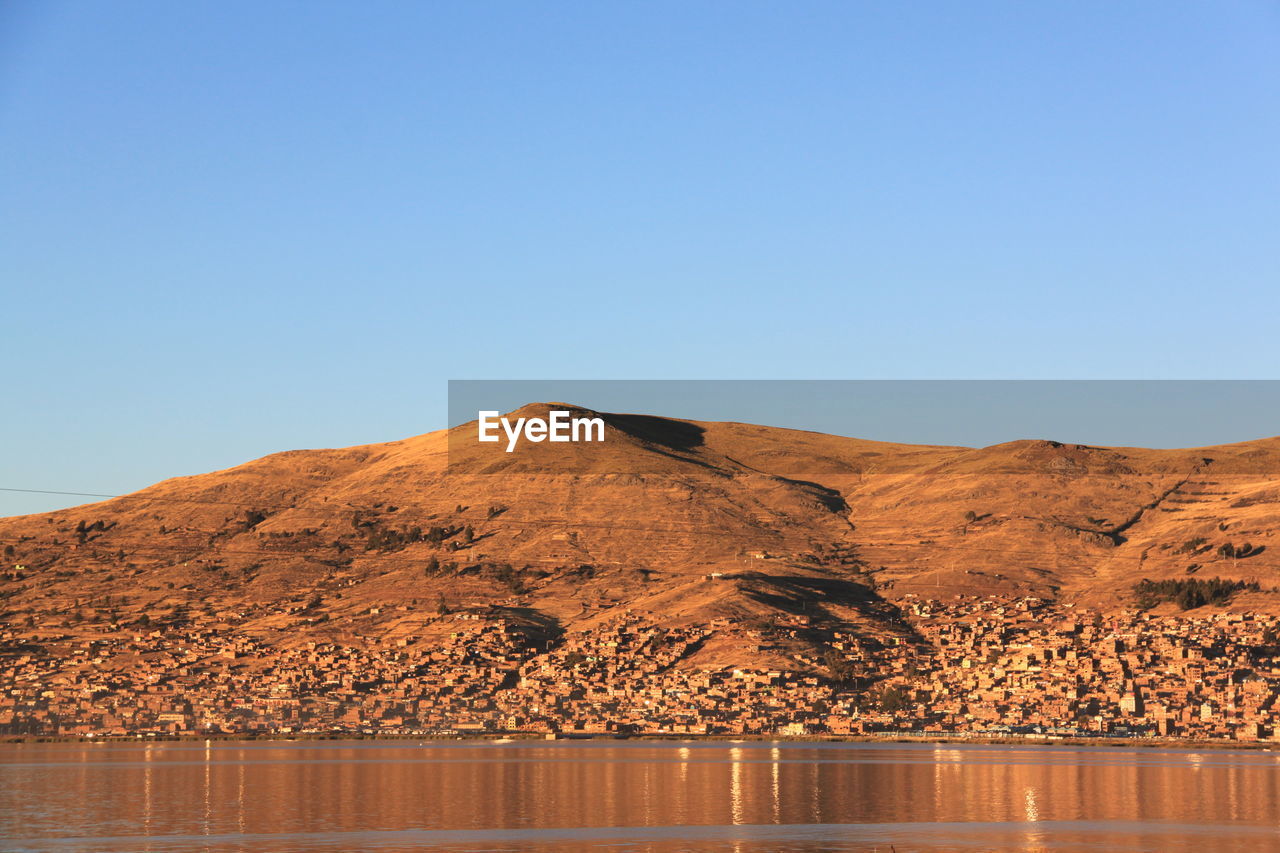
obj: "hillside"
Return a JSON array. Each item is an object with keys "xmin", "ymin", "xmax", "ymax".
[{"xmin": 3, "ymin": 403, "xmax": 1280, "ymax": 674}]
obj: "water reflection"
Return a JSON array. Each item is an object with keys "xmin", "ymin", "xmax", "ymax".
[
  {"xmin": 729, "ymin": 746, "xmax": 744, "ymax": 826},
  {"xmin": 770, "ymin": 746, "xmax": 780, "ymax": 825},
  {"xmin": 3, "ymin": 741, "xmax": 1280, "ymax": 852},
  {"xmin": 142, "ymin": 743, "xmax": 152, "ymax": 847},
  {"xmin": 1023, "ymin": 785, "xmax": 1043, "ymax": 849}
]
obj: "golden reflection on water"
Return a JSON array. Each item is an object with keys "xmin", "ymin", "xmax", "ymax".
[
  {"xmin": 237, "ymin": 754, "xmax": 245, "ymax": 836},
  {"xmin": 1023, "ymin": 784, "xmax": 1043, "ymax": 850},
  {"xmin": 142, "ymin": 742, "xmax": 152, "ymax": 848},
  {"xmin": 729, "ymin": 746, "xmax": 744, "ymax": 826},
  {"xmin": 4, "ymin": 741, "xmax": 1280, "ymax": 850},
  {"xmin": 203, "ymin": 740, "xmax": 212, "ymax": 840},
  {"xmin": 771, "ymin": 746, "xmax": 780, "ymax": 825}
]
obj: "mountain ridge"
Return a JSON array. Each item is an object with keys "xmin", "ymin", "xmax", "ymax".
[{"xmin": 4, "ymin": 403, "xmax": 1280, "ymax": 671}]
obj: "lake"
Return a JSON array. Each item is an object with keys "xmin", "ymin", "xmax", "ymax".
[{"xmin": 3, "ymin": 740, "xmax": 1280, "ymax": 851}]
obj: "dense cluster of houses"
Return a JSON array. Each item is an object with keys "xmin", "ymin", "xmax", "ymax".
[
  {"xmin": 897, "ymin": 595, "xmax": 1280, "ymax": 741},
  {"xmin": 4, "ymin": 594, "xmax": 1280, "ymax": 742}
]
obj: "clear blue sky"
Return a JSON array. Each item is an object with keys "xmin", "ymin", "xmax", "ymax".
[{"xmin": 2, "ymin": 2, "xmax": 1278, "ymax": 515}]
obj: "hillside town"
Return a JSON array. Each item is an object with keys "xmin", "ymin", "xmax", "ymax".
[{"xmin": 4, "ymin": 594, "xmax": 1280, "ymax": 743}]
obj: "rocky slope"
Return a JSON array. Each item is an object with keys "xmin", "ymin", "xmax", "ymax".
[{"xmin": 3, "ymin": 403, "xmax": 1279, "ymax": 671}]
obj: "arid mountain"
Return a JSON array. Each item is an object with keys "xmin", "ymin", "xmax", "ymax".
[{"xmin": 3, "ymin": 404, "xmax": 1280, "ymax": 672}]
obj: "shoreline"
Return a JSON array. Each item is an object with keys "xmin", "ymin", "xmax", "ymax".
[{"xmin": 3, "ymin": 731, "xmax": 1275, "ymax": 752}]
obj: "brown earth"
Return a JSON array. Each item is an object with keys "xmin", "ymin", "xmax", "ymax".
[{"xmin": 3, "ymin": 402, "xmax": 1279, "ymax": 665}]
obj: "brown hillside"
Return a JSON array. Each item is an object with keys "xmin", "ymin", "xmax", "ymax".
[{"xmin": 3, "ymin": 404, "xmax": 1280, "ymax": 672}]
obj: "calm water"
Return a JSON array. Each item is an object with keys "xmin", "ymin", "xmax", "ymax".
[{"xmin": 3, "ymin": 740, "xmax": 1280, "ymax": 852}]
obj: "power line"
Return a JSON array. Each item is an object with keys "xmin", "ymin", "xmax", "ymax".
[
  {"xmin": 3, "ymin": 488, "xmax": 1273, "ymax": 569},
  {"xmin": 0, "ymin": 486, "xmax": 398, "ymax": 524},
  {"xmin": 1, "ymin": 528, "xmax": 1271, "ymax": 572},
  {"xmin": 0, "ymin": 486, "xmax": 836, "ymax": 532}
]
